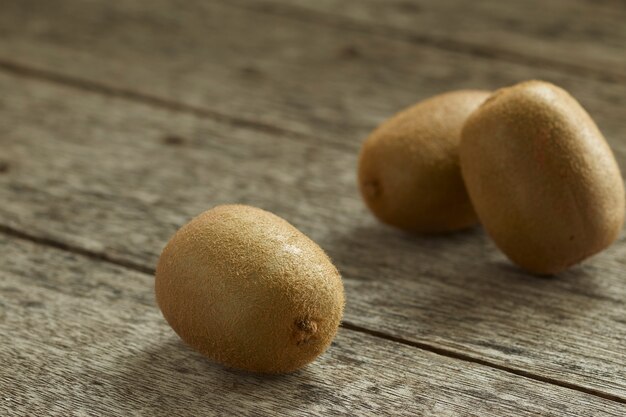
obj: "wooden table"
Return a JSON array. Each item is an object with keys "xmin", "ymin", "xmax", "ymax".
[{"xmin": 1, "ymin": 1, "xmax": 625, "ymax": 415}]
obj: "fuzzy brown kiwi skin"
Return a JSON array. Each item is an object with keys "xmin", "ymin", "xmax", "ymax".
[
  {"xmin": 358, "ymin": 90, "xmax": 491, "ymax": 233},
  {"xmin": 460, "ymin": 80, "xmax": 625, "ymax": 275},
  {"xmin": 155, "ymin": 205, "xmax": 345, "ymax": 373}
]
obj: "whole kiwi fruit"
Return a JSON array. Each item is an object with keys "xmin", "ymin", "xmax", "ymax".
[
  {"xmin": 155, "ymin": 205, "xmax": 345, "ymax": 373},
  {"xmin": 460, "ymin": 80, "xmax": 625, "ymax": 274},
  {"xmin": 358, "ymin": 90, "xmax": 490, "ymax": 233}
]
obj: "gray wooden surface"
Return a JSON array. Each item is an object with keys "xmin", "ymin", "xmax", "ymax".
[
  {"xmin": 0, "ymin": 0, "xmax": 625, "ymax": 415},
  {"xmin": 4, "ymin": 234, "xmax": 624, "ymax": 416}
]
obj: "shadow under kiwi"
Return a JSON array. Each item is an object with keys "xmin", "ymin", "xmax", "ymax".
[
  {"xmin": 322, "ymin": 219, "xmax": 607, "ymax": 356},
  {"xmin": 87, "ymin": 335, "xmax": 346, "ymax": 415}
]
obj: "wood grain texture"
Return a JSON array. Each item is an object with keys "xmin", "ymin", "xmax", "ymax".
[
  {"xmin": 233, "ymin": 0, "xmax": 626, "ymax": 78},
  {"xmin": 1, "ymin": 71, "xmax": 625, "ymax": 402},
  {"xmin": 1, "ymin": 0, "xmax": 626, "ymax": 153},
  {"xmin": 5, "ymin": 234, "xmax": 625, "ymax": 416}
]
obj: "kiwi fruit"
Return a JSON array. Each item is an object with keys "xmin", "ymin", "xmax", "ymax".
[
  {"xmin": 460, "ymin": 80, "xmax": 625, "ymax": 274},
  {"xmin": 155, "ymin": 205, "xmax": 345, "ymax": 373},
  {"xmin": 358, "ymin": 90, "xmax": 490, "ymax": 233}
]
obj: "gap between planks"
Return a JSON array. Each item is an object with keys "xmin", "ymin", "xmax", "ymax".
[
  {"xmin": 221, "ymin": 0, "xmax": 626, "ymax": 84},
  {"xmin": 0, "ymin": 54, "xmax": 624, "ymax": 161},
  {"xmin": 0, "ymin": 60, "xmax": 333, "ymax": 151},
  {"xmin": 1, "ymin": 223, "xmax": 624, "ymax": 405}
]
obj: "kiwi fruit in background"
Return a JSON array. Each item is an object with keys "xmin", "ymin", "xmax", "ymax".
[
  {"xmin": 358, "ymin": 90, "xmax": 490, "ymax": 233},
  {"xmin": 155, "ymin": 204, "xmax": 345, "ymax": 373},
  {"xmin": 460, "ymin": 80, "xmax": 625, "ymax": 274}
]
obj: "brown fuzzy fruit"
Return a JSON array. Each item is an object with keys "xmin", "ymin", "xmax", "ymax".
[
  {"xmin": 155, "ymin": 205, "xmax": 345, "ymax": 373},
  {"xmin": 460, "ymin": 80, "xmax": 625, "ymax": 274},
  {"xmin": 358, "ymin": 90, "xmax": 490, "ymax": 232}
]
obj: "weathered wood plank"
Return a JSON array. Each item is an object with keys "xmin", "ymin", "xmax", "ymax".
[
  {"xmin": 233, "ymin": 0, "xmax": 626, "ymax": 78},
  {"xmin": 5, "ymin": 235, "xmax": 624, "ymax": 416},
  {"xmin": 1, "ymin": 72, "xmax": 625, "ymax": 401},
  {"xmin": 1, "ymin": 0, "xmax": 626, "ymax": 153}
]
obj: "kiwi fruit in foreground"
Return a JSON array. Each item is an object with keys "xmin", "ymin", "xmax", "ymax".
[
  {"xmin": 155, "ymin": 205, "xmax": 345, "ymax": 373},
  {"xmin": 358, "ymin": 90, "xmax": 490, "ymax": 233},
  {"xmin": 460, "ymin": 80, "xmax": 625, "ymax": 274}
]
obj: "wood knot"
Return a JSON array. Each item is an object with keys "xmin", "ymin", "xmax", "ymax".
[
  {"xmin": 396, "ymin": 1, "xmax": 421, "ymax": 13},
  {"xmin": 0, "ymin": 161, "xmax": 10, "ymax": 173},
  {"xmin": 163, "ymin": 135, "xmax": 186, "ymax": 146},
  {"xmin": 240, "ymin": 65, "xmax": 263, "ymax": 78},
  {"xmin": 340, "ymin": 45, "xmax": 361, "ymax": 59}
]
